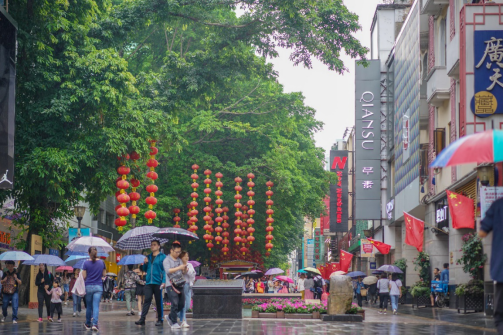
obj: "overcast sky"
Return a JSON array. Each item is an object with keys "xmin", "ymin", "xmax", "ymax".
[{"xmin": 265, "ymin": 1, "xmax": 379, "ymax": 157}]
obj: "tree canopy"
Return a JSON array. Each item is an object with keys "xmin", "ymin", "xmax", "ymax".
[{"xmin": 2, "ymin": 0, "xmax": 367, "ymax": 269}]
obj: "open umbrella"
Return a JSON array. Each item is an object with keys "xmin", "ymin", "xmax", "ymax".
[
  {"xmin": 363, "ymin": 276, "xmax": 378, "ymax": 285},
  {"xmin": 72, "ymin": 259, "xmax": 86, "ymax": 270},
  {"xmin": 372, "ymin": 270, "xmax": 384, "ymax": 275},
  {"xmin": 116, "ymin": 226, "xmax": 169, "ymax": 250},
  {"xmin": 117, "ymin": 254, "xmax": 146, "ymax": 266},
  {"xmin": 276, "ymin": 275, "xmax": 293, "ymax": 283},
  {"xmin": 65, "ymin": 250, "xmax": 109, "ymax": 257},
  {"xmin": 0, "ymin": 251, "xmax": 34, "ymax": 261},
  {"xmin": 265, "ymin": 268, "xmax": 284, "ymax": 276},
  {"xmin": 106, "ymin": 272, "xmax": 117, "ymax": 277},
  {"xmin": 55, "ymin": 266, "xmax": 74, "ymax": 273},
  {"xmin": 66, "ymin": 236, "xmax": 114, "ymax": 254},
  {"xmin": 431, "ymin": 129, "xmax": 503, "ymax": 168},
  {"xmin": 22, "ymin": 254, "xmax": 65, "ymax": 267},
  {"xmin": 346, "ymin": 271, "xmax": 367, "ymax": 278},
  {"xmin": 188, "ymin": 260, "xmax": 201, "ymax": 268},
  {"xmin": 152, "ymin": 227, "xmax": 199, "ymax": 242},
  {"xmin": 378, "ymin": 265, "xmax": 403, "ymax": 274},
  {"xmin": 297, "ymin": 269, "xmax": 307, "ymax": 274},
  {"xmin": 64, "ymin": 255, "xmax": 88, "ymax": 266},
  {"xmin": 241, "ymin": 272, "xmax": 262, "ymax": 279},
  {"xmin": 301, "ymin": 267, "xmax": 322, "ymax": 275},
  {"xmin": 333, "ymin": 271, "xmax": 347, "ymax": 275}
]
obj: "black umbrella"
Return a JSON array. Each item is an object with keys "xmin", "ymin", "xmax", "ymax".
[
  {"xmin": 152, "ymin": 227, "xmax": 199, "ymax": 242},
  {"xmin": 241, "ymin": 272, "xmax": 262, "ymax": 279}
]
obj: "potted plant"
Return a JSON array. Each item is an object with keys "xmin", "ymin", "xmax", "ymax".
[
  {"xmin": 411, "ymin": 281, "xmax": 431, "ymax": 308},
  {"xmin": 346, "ymin": 303, "xmax": 365, "ymax": 320},
  {"xmin": 455, "ymin": 233, "xmax": 486, "ymax": 314},
  {"xmin": 251, "ymin": 305, "xmax": 261, "ymax": 318},
  {"xmin": 258, "ymin": 304, "xmax": 278, "ymax": 318},
  {"xmin": 309, "ymin": 304, "xmax": 321, "ymax": 319},
  {"xmin": 275, "ymin": 303, "xmax": 285, "ymax": 318}
]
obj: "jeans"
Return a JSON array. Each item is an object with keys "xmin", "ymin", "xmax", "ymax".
[
  {"xmin": 124, "ymin": 289, "xmax": 136, "ymax": 312},
  {"xmin": 85, "ymin": 285, "xmax": 103, "ymax": 327},
  {"xmin": 379, "ymin": 293, "xmax": 390, "ymax": 310},
  {"xmin": 494, "ymin": 282, "xmax": 503, "ymax": 335},
  {"xmin": 178, "ymin": 283, "xmax": 191, "ymax": 322},
  {"xmin": 168, "ymin": 286, "xmax": 185, "ymax": 325},
  {"xmin": 117, "ymin": 290, "xmax": 124, "ymax": 301},
  {"xmin": 72, "ymin": 293, "xmax": 82, "ymax": 313},
  {"xmin": 141, "ymin": 284, "xmax": 163, "ymax": 322},
  {"xmin": 356, "ymin": 293, "xmax": 363, "ymax": 307},
  {"xmin": 390, "ymin": 295, "xmax": 399, "ymax": 311},
  {"xmin": 37, "ymin": 290, "xmax": 51, "ymax": 318},
  {"xmin": 2, "ymin": 292, "xmax": 18, "ymax": 321}
]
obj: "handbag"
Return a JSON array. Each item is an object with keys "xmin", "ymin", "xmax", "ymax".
[
  {"xmin": 360, "ymin": 288, "xmax": 368, "ymax": 296},
  {"xmin": 169, "ymin": 271, "xmax": 186, "ymax": 289}
]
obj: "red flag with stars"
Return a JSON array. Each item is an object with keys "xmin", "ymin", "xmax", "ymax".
[
  {"xmin": 367, "ymin": 238, "xmax": 391, "ymax": 255},
  {"xmin": 403, "ymin": 212, "xmax": 424, "ymax": 252},
  {"xmin": 339, "ymin": 250, "xmax": 353, "ymax": 272},
  {"xmin": 447, "ymin": 190, "xmax": 475, "ymax": 229},
  {"xmin": 325, "ymin": 262, "xmax": 340, "ymax": 277}
]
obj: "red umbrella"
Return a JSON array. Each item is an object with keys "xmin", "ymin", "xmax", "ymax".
[
  {"xmin": 55, "ymin": 266, "xmax": 74, "ymax": 272},
  {"xmin": 276, "ymin": 275, "xmax": 293, "ymax": 283}
]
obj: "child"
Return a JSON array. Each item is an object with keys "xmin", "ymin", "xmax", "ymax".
[{"xmin": 46, "ymin": 279, "xmax": 63, "ymax": 322}]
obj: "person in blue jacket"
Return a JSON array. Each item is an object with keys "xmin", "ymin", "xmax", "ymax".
[{"xmin": 135, "ymin": 240, "xmax": 166, "ymax": 326}]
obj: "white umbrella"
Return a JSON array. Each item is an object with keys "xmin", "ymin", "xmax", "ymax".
[
  {"xmin": 66, "ymin": 236, "xmax": 114, "ymax": 254},
  {"xmin": 0, "ymin": 251, "xmax": 34, "ymax": 261},
  {"xmin": 363, "ymin": 276, "xmax": 378, "ymax": 285}
]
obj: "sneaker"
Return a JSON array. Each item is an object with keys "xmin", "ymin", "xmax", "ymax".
[
  {"xmin": 383, "ymin": 311, "xmax": 387, "ymax": 315},
  {"xmin": 73, "ymin": 313, "xmax": 76, "ymax": 317},
  {"xmin": 164, "ymin": 315, "xmax": 173, "ymax": 327},
  {"xmin": 134, "ymin": 319, "xmax": 145, "ymax": 326},
  {"xmin": 126, "ymin": 313, "xmax": 132, "ymax": 316},
  {"xmin": 77, "ymin": 312, "xmax": 81, "ymax": 317},
  {"xmin": 171, "ymin": 323, "xmax": 181, "ymax": 330},
  {"xmin": 84, "ymin": 324, "xmax": 91, "ymax": 330},
  {"xmin": 49, "ymin": 317, "xmax": 54, "ymax": 322},
  {"xmin": 38, "ymin": 318, "xmax": 43, "ymax": 322},
  {"xmin": 1, "ymin": 317, "xmax": 5, "ymax": 323},
  {"xmin": 64, "ymin": 302, "xmax": 68, "ymax": 305},
  {"xmin": 181, "ymin": 321, "xmax": 190, "ymax": 329},
  {"xmin": 92, "ymin": 325, "xmax": 99, "ymax": 332},
  {"xmin": 58, "ymin": 319, "xmax": 62, "ymax": 323},
  {"xmin": 131, "ymin": 311, "xmax": 135, "ymax": 316},
  {"xmin": 378, "ymin": 310, "xmax": 383, "ymax": 314},
  {"xmin": 12, "ymin": 320, "xmax": 17, "ymax": 324},
  {"xmin": 155, "ymin": 320, "xmax": 163, "ymax": 326},
  {"xmin": 393, "ymin": 309, "xmax": 397, "ymax": 315}
]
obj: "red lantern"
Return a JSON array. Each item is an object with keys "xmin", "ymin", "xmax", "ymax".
[
  {"xmin": 265, "ymin": 243, "xmax": 273, "ymax": 251},
  {"xmin": 129, "ymin": 205, "xmax": 140, "ymax": 215},
  {"xmin": 266, "ymin": 181, "xmax": 274, "ymax": 187},
  {"xmin": 117, "ymin": 166, "xmax": 130, "ymax": 175},
  {"xmin": 145, "ymin": 210, "xmax": 157, "ymax": 223},
  {"xmin": 129, "ymin": 192, "xmax": 140, "ymax": 202},
  {"xmin": 266, "ymin": 226, "xmax": 274, "ymax": 232},
  {"xmin": 115, "ymin": 218, "xmax": 127, "ymax": 227},
  {"xmin": 266, "ymin": 235, "xmax": 274, "ymax": 241},
  {"xmin": 215, "ymin": 236, "xmax": 223, "ymax": 244},
  {"xmin": 146, "ymin": 196, "xmax": 157, "ymax": 206},
  {"xmin": 266, "ymin": 200, "xmax": 274, "ymax": 206},
  {"xmin": 247, "ymin": 236, "xmax": 255, "ymax": 244},
  {"xmin": 191, "ymin": 182, "xmax": 199, "ymax": 189},
  {"xmin": 116, "ymin": 180, "xmax": 129, "ymax": 190},
  {"xmin": 147, "ymin": 159, "xmax": 158, "ymax": 168},
  {"xmin": 266, "ymin": 217, "xmax": 274, "ymax": 224},
  {"xmin": 191, "ymin": 174, "xmax": 199, "ymax": 180},
  {"xmin": 266, "ymin": 190, "xmax": 273, "ymax": 196},
  {"xmin": 146, "ymin": 171, "xmax": 158, "ymax": 180},
  {"xmin": 116, "ymin": 207, "xmax": 130, "ymax": 217},
  {"xmin": 116, "ymin": 193, "xmax": 130, "ymax": 204},
  {"xmin": 206, "ymin": 242, "xmax": 214, "ymax": 250},
  {"xmin": 149, "ymin": 146, "xmax": 159, "ymax": 155},
  {"xmin": 130, "ymin": 151, "xmax": 140, "ymax": 161}
]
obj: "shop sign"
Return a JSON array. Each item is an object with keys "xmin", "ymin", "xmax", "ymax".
[
  {"xmin": 436, "ymin": 205, "xmax": 449, "ymax": 223},
  {"xmin": 48, "ymin": 248, "xmax": 59, "ymax": 256},
  {"xmin": 330, "ymin": 150, "xmax": 348, "ymax": 232},
  {"xmin": 386, "ymin": 199, "xmax": 394, "ymax": 220},
  {"xmin": 370, "ymin": 262, "xmax": 377, "ymax": 270},
  {"xmin": 480, "ymin": 186, "xmax": 503, "ymax": 219},
  {"xmin": 0, "ymin": 230, "xmax": 11, "ymax": 245},
  {"xmin": 360, "ymin": 238, "xmax": 374, "ymax": 258}
]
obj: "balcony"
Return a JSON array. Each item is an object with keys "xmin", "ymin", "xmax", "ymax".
[
  {"xmin": 426, "ymin": 66, "xmax": 450, "ymax": 107},
  {"xmin": 446, "ymin": 33, "xmax": 460, "ymax": 79},
  {"xmin": 421, "ymin": 0, "xmax": 449, "ymax": 15}
]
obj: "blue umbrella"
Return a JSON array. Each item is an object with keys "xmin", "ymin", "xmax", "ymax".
[
  {"xmin": 0, "ymin": 251, "xmax": 34, "ymax": 261},
  {"xmin": 65, "ymin": 250, "xmax": 109, "ymax": 258},
  {"xmin": 346, "ymin": 271, "xmax": 367, "ymax": 278},
  {"xmin": 72, "ymin": 259, "xmax": 86, "ymax": 269},
  {"xmin": 117, "ymin": 254, "xmax": 146, "ymax": 265},
  {"xmin": 22, "ymin": 254, "xmax": 65, "ymax": 267},
  {"xmin": 377, "ymin": 265, "xmax": 403, "ymax": 274},
  {"xmin": 64, "ymin": 255, "xmax": 89, "ymax": 266}
]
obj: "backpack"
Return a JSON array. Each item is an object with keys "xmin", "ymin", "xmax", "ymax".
[
  {"xmin": 2, "ymin": 273, "xmax": 17, "ymax": 295},
  {"xmin": 314, "ymin": 277, "xmax": 323, "ymax": 288}
]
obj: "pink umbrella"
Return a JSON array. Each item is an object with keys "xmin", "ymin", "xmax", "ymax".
[
  {"xmin": 55, "ymin": 266, "xmax": 74, "ymax": 272},
  {"xmin": 276, "ymin": 275, "xmax": 293, "ymax": 283}
]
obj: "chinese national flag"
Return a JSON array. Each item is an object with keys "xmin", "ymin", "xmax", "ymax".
[
  {"xmin": 325, "ymin": 262, "xmax": 340, "ymax": 277},
  {"xmin": 367, "ymin": 238, "xmax": 391, "ymax": 255},
  {"xmin": 403, "ymin": 212, "xmax": 424, "ymax": 252},
  {"xmin": 318, "ymin": 265, "xmax": 326, "ymax": 279},
  {"xmin": 339, "ymin": 250, "xmax": 354, "ymax": 272},
  {"xmin": 447, "ymin": 190, "xmax": 475, "ymax": 229}
]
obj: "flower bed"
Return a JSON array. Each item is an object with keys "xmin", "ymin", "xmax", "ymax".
[{"xmin": 251, "ymin": 299, "xmax": 327, "ymax": 319}]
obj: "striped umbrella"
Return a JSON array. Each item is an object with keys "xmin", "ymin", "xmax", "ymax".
[
  {"xmin": 116, "ymin": 226, "xmax": 169, "ymax": 250},
  {"xmin": 152, "ymin": 227, "xmax": 199, "ymax": 242}
]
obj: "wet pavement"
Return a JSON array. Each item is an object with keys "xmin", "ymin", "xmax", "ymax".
[{"xmin": 0, "ymin": 301, "xmax": 497, "ymax": 335}]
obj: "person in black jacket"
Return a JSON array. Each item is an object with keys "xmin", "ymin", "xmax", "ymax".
[{"xmin": 35, "ymin": 263, "xmax": 53, "ymax": 322}]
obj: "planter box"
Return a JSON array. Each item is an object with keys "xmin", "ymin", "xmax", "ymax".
[
  {"xmin": 186, "ymin": 313, "xmax": 193, "ymax": 318},
  {"xmin": 252, "ymin": 310, "xmax": 259, "ymax": 318},
  {"xmin": 243, "ymin": 305, "xmax": 254, "ymax": 309},
  {"xmin": 357, "ymin": 310, "xmax": 365, "ymax": 320},
  {"xmin": 277, "ymin": 311, "xmax": 285, "ymax": 319},
  {"xmin": 457, "ymin": 294, "xmax": 484, "ymax": 314},
  {"xmin": 258, "ymin": 313, "xmax": 277, "ymax": 318},
  {"xmin": 412, "ymin": 295, "xmax": 431, "ymax": 309},
  {"xmin": 284, "ymin": 313, "xmax": 312, "ymax": 319},
  {"xmin": 312, "ymin": 311, "xmax": 320, "ymax": 319}
]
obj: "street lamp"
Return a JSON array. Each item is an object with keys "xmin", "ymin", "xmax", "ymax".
[{"xmin": 73, "ymin": 205, "xmax": 86, "ymax": 237}]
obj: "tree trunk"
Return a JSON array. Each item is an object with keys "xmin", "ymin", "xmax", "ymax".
[{"xmin": 17, "ymin": 229, "xmax": 33, "ymax": 306}]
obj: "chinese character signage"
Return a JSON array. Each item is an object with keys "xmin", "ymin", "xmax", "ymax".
[
  {"xmin": 330, "ymin": 150, "xmax": 348, "ymax": 232},
  {"xmin": 471, "ymin": 31, "xmax": 503, "ymax": 117},
  {"xmin": 360, "ymin": 238, "xmax": 375, "ymax": 258},
  {"xmin": 480, "ymin": 186, "xmax": 503, "ymax": 219},
  {"xmin": 314, "ymin": 228, "xmax": 324, "ymax": 264},
  {"xmin": 355, "ymin": 60, "xmax": 381, "ymax": 219},
  {"xmin": 48, "ymin": 248, "xmax": 59, "ymax": 256}
]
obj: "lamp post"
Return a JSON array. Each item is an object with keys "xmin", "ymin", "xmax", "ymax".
[{"xmin": 73, "ymin": 206, "xmax": 86, "ymax": 237}]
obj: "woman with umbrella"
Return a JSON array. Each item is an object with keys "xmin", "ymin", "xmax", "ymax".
[
  {"xmin": 35, "ymin": 263, "xmax": 54, "ymax": 322},
  {"xmin": 304, "ymin": 275, "xmax": 314, "ymax": 300},
  {"xmin": 82, "ymin": 246, "xmax": 107, "ymax": 332},
  {"xmin": 354, "ymin": 277, "xmax": 365, "ymax": 308}
]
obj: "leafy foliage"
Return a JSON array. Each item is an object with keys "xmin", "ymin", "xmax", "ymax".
[
  {"xmin": 413, "ymin": 252, "xmax": 431, "ymax": 285},
  {"xmin": 455, "ymin": 279, "xmax": 484, "ymax": 297},
  {"xmin": 393, "ymin": 258, "xmax": 407, "ymax": 283},
  {"xmin": 456, "ymin": 233, "xmax": 487, "ymax": 280}
]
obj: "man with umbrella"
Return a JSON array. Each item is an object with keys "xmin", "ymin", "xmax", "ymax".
[{"xmin": 1, "ymin": 261, "xmax": 21, "ymax": 323}]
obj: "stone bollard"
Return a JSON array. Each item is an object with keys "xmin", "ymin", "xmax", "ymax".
[{"xmin": 327, "ymin": 274, "xmax": 353, "ymax": 315}]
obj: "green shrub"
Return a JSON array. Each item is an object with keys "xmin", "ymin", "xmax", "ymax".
[{"xmin": 455, "ymin": 279, "xmax": 484, "ymax": 296}]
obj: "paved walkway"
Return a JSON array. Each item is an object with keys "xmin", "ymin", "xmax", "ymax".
[{"xmin": 0, "ymin": 301, "xmax": 497, "ymax": 334}]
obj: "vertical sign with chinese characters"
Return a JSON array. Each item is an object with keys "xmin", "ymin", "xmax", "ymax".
[
  {"xmin": 330, "ymin": 150, "xmax": 348, "ymax": 232},
  {"xmin": 314, "ymin": 228, "xmax": 324, "ymax": 266},
  {"xmin": 471, "ymin": 31, "xmax": 503, "ymax": 117},
  {"xmin": 320, "ymin": 197, "xmax": 330, "ymax": 234},
  {"xmin": 355, "ymin": 60, "xmax": 381, "ymax": 219}
]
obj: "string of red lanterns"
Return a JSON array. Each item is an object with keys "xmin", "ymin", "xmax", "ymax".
[
  {"xmin": 203, "ymin": 170, "xmax": 214, "ymax": 250},
  {"xmin": 246, "ymin": 173, "xmax": 256, "ymax": 246},
  {"xmin": 188, "ymin": 164, "xmax": 200, "ymax": 243},
  {"xmin": 115, "ymin": 158, "xmax": 130, "ymax": 232},
  {"xmin": 214, "ymin": 173, "xmax": 224, "ymax": 246},
  {"xmin": 234, "ymin": 177, "xmax": 243, "ymax": 251},
  {"xmin": 221, "ymin": 206, "xmax": 230, "ymax": 255},
  {"xmin": 173, "ymin": 208, "xmax": 181, "ymax": 228},
  {"xmin": 144, "ymin": 140, "xmax": 158, "ymax": 224},
  {"xmin": 241, "ymin": 205, "xmax": 249, "ymax": 256},
  {"xmin": 128, "ymin": 151, "xmax": 141, "ymax": 229},
  {"xmin": 265, "ymin": 181, "xmax": 274, "ymax": 256}
]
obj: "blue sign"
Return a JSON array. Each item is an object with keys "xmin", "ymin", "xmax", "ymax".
[
  {"xmin": 48, "ymin": 248, "xmax": 59, "ymax": 256},
  {"xmin": 68, "ymin": 228, "xmax": 91, "ymax": 243},
  {"xmin": 307, "ymin": 239, "xmax": 314, "ymax": 245},
  {"xmin": 471, "ymin": 30, "xmax": 503, "ymax": 117},
  {"xmin": 370, "ymin": 262, "xmax": 377, "ymax": 270}
]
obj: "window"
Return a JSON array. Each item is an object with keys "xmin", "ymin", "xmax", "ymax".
[
  {"xmin": 419, "ymin": 144, "xmax": 429, "ymax": 183},
  {"xmin": 434, "ymin": 128, "xmax": 446, "ymax": 155},
  {"xmin": 439, "ymin": 18, "xmax": 447, "ymax": 66}
]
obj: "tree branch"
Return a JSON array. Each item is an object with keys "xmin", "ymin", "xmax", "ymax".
[
  {"xmin": 218, "ymin": 80, "xmax": 261, "ymax": 113},
  {"xmin": 167, "ymin": 12, "xmax": 262, "ymax": 28},
  {"xmin": 127, "ymin": 28, "xmax": 157, "ymax": 60}
]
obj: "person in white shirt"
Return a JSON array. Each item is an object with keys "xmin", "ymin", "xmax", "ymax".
[
  {"xmin": 177, "ymin": 251, "xmax": 195, "ymax": 328},
  {"xmin": 297, "ymin": 274, "xmax": 306, "ymax": 300},
  {"xmin": 389, "ymin": 275, "xmax": 402, "ymax": 315},
  {"xmin": 376, "ymin": 273, "xmax": 390, "ymax": 314}
]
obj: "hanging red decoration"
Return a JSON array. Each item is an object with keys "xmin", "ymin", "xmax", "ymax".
[
  {"xmin": 246, "ymin": 173, "xmax": 255, "ymax": 247},
  {"xmin": 188, "ymin": 164, "xmax": 200, "ymax": 240},
  {"xmin": 203, "ymin": 170, "xmax": 213, "ymax": 250},
  {"xmin": 222, "ymin": 206, "xmax": 230, "ymax": 255},
  {"xmin": 173, "ymin": 208, "xmax": 181, "ymax": 228},
  {"xmin": 145, "ymin": 140, "xmax": 158, "ymax": 224},
  {"xmin": 234, "ymin": 177, "xmax": 245, "ymax": 254},
  {"xmin": 265, "ymin": 181, "xmax": 274, "ymax": 255},
  {"xmin": 214, "ymin": 173, "xmax": 224, "ymax": 246},
  {"xmin": 115, "ymin": 160, "xmax": 130, "ymax": 232}
]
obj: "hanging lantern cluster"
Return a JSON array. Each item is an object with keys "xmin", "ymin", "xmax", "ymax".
[
  {"xmin": 128, "ymin": 151, "xmax": 141, "ymax": 229},
  {"xmin": 234, "ymin": 177, "xmax": 248, "ymax": 256},
  {"xmin": 173, "ymin": 209, "xmax": 181, "ymax": 228},
  {"xmin": 265, "ymin": 181, "xmax": 274, "ymax": 256},
  {"xmin": 221, "ymin": 206, "xmax": 230, "ymax": 255},
  {"xmin": 145, "ymin": 140, "xmax": 158, "ymax": 224},
  {"xmin": 214, "ymin": 173, "xmax": 224, "ymax": 246},
  {"xmin": 188, "ymin": 164, "xmax": 199, "ymax": 239},
  {"xmin": 115, "ymin": 159, "xmax": 130, "ymax": 232},
  {"xmin": 203, "ymin": 170, "xmax": 214, "ymax": 250},
  {"xmin": 246, "ymin": 173, "xmax": 256, "ymax": 246},
  {"xmin": 241, "ymin": 205, "xmax": 249, "ymax": 254}
]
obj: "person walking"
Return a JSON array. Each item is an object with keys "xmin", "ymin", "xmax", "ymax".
[
  {"xmin": 313, "ymin": 275, "xmax": 323, "ymax": 299},
  {"xmin": 354, "ymin": 277, "xmax": 364, "ymax": 307},
  {"xmin": 35, "ymin": 263, "xmax": 53, "ymax": 322},
  {"xmin": 135, "ymin": 240, "xmax": 166, "ymax": 327},
  {"xmin": 367, "ymin": 281, "xmax": 378, "ymax": 305},
  {"xmin": 61, "ymin": 270, "xmax": 71, "ymax": 305},
  {"xmin": 123, "ymin": 265, "xmax": 140, "ymax": 316},
  {"xmin": 82, "ymin": 246, "xmax": 106, "ymax": 332},
  {"xmin": 440, "ymin": 263, "xmax": 449, "ymax": 283},
  {"xmin": 297, "ymin": 274, "xmax": 306, "ymax": 300},
  {"xmin": 135, "ymin": 270, "xmax": 146, "ymax": 314},
  {"xmin": 70, "ymin": 269, "xmax": 82, "ymax": 317},
  {"xmin": 304, "ymin": 276, "xmax": 314, "ymax": 300},
  {"xmin": 1, "ymin": 261, "xmax": 21, "ymax": 323},
  {"xmin": 389, "ymin": 274, "xmax": 402, "ymax": 315},
  {"xmin": 162, "ymin": 242, "xmax": 186, "ymax": 329},
  {"xmin": 46, "ymin": 279, "xmax": 63, "ymax": 322},
  {"xmin": 178, "ymin": 250, "xmax": 195, "ymax": 329},
  {"xmin": 479, "ymin": 198, "xmax": 503, "ymax": 335},
  {"xmin": 377, "ymin": 273, "xmax": 390, "ymax": 314},
  {"xmin": 267, "ymin": 276, "xmax": 275, "ymax": 294},
  {"xmin": 102, "ymin": 274, "xmax": 114, "ymax": 303}
]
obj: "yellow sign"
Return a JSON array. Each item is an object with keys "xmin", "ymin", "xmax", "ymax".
[
  {"xmin": 29, "ymin": 234, "xmax": 42, "ymax": 307},
  {"xmin": 474, "ymin": 91, "xmax": 497, "ymax": 115}
]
